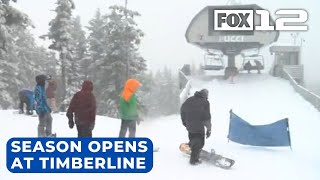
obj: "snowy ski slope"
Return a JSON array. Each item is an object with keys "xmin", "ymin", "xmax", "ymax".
[{"xmin": 1, "ymin": 73, "xmax": 320, "ymax": 180}]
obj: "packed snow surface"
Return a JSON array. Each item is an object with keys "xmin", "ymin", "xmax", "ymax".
[{"xmin": 1, "ymin": 73, "xmax": 320, "ymax": 180}]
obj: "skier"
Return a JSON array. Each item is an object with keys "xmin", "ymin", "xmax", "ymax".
[
  {"xmin": 119, "ymin": 79, "xmax": 141, "ymax": 138},
  {"xmin": 18, "ymin": 89, "xmax": 34, "ymax": 115},
  {"xmin": 46, "ymin": 78, "xmax": 59, "ymax": 113},
  {"xmin": 180, "ymin": 89, "xmax": 212, "ymax": 165},
  {"xmin": 34, "ymin": 74, "xmax": 54, "ymax": 137},
  {"xmin": 67, "ymin": 80, "xmax": 96, "ymax": 138}
]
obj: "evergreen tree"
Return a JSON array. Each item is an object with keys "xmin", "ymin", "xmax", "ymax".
[
  {"xmin": 0, "ymin": 0, "xmax": 31, "ymax": 50},
  {"xmin": 0, "ymin": 0, "xmax": 32, "ymax": 109},
  {"xmin": 0, "ymin": 36, "xmax": 21, "ymax": 109},
  {"xmin": 87, "ymin": 5, "xmax": 147, "ymax": 116},
  {"xmin": 47, "ymin": 0, "xmax": 75, "ymax": 109},
  {"xmin": 103, "ymin": 5, "xmax": 146, "ymax": 117},
  {"xmin": 8, "ymin": 26, "xmax": 57, "ymax": 109},
  {"xmin": 14, "ymin": 27, "xmax": 49, "ymax": 88},
  {"xmin": 87, "ymin": 9, "xmax": 105, "ymax": 81},
  {"xmin": 69, "ymin": 16, "xmax": 88, "ymax": 94}
]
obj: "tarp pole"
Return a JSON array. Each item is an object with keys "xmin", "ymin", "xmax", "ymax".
[
  {"xmin": 286, "ymin": 118, "xmax": 292, "ymax": 151},
  {"xmin": 227, "ymin": 109, "xmax": 233, "ymax": 143}
]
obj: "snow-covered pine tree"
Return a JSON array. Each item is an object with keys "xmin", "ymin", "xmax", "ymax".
[
  {"xmin": 87, "ymin": 5, "xmax": 146, "ymax": 116},
  {"xmin": 69, "ymin": 16, "xmax": 88, "ymax": 94},
  {"xmin": 42, "ymin": 50, "xmax": 59, "ymax": 79},
  {"xmin": 0, "ymin": 0, "xmax": 32, "ymax": 109},
  {"xmin": 87, "ymin": 8, "xmax": 105, "ymax": 81},
  {"xmin": 0, "ymin": 37, "xmax": 21, "ymax": 109},
  {"xmin": 0, "ymin": 0, "xmax": 31, "ymax": 50},
  {"xmin": 14, "ymin": 27, "xmax": 55, "ymax": 89},
  {"xmin": 47, "ymin": 0, "xmax": 75, "ymax": 110}
]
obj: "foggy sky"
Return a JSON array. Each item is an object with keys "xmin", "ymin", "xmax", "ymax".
[{"xmin": 14, "ymin": 0, "xmax": 320, "ymax": 88}]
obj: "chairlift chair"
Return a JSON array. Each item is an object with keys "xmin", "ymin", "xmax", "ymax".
[
  {"xmin": 202, "ymin": 52, "xmax": 225, "ymax": 70},
  {"xmin": 241, "ymin": 54, "xmax": 265, "ymax": 71}
]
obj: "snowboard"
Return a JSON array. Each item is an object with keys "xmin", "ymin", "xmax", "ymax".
[{"xmin": 179, "ymin": 143, "xmax": 235, "ymax": 169}]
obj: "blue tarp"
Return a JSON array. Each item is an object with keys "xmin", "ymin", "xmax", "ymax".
[{"xmin": 228, "ymin": 111, "xmax": 291, "ymax": 147}]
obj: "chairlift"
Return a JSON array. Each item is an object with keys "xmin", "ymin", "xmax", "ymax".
[
  {"xmin": 240, "ymin": 48, "xmax": 265, "ymax": 71},
  {"xmin": 241, "ymin": 54, "xmax": 265, "ymax": 71},
  {"xmin": 202, "ymin": 51, "xmax": 225, "ymax": 70}
]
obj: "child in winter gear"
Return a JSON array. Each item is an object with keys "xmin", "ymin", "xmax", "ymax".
[
  {"xmin": 119, "ymin": 79, "xmax": 141, "ymax": 137},
  {"xmin": 180, "ymin": 89, "xmax": 212, "ymax": 165},
  {"xmin": 67, "ymin": 80, "xmax": 96, "ymax": 138},
  {"xmin": 18, "ymin": 89, "xmax": 34, "ymax": 115},
  {"xmin": 34, "ymin": 74, "xmax": 53, "ymax": 137}
]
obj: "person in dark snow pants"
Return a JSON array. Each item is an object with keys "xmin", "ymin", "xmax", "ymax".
[{"xmin": 180, "ymin": 89, "xmax": 212, "ymax": 165}]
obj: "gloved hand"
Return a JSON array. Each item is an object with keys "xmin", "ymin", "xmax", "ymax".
[
  {"xmin": 206, "ymin": 130, "xmax": 211, "ymax": 139},
  {"xmin": 68, "ymin": 119, "xmax": 74, "ymax": 129},
  {"xmin": 66, "ymin": 113, "xmax": 74, "ymax": 129}
]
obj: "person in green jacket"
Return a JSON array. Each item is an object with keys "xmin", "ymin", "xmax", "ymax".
[{"xmin": 119, "ymin": 79, "xmax": 141, "ymax": 137}]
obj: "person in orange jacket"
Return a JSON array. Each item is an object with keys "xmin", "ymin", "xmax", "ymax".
[{"xmin": 118, "ymin": 79, "xmax": 141, "ymax": 137}]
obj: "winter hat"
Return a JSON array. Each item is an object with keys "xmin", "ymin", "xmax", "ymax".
[
  {"xmin": 195, "ymin": 89, "xmax": 209, "ymax": 99},
  {"xmin": 200, "ymin": 89, "xmax": 209, "ymax": 98},
  {"xmin": 121, "ymin": 79, "xmax": 141, "ymax": 102},
  {"xmin": 35, "ymin": 74, "xmax": 50, "ymax": 86}
]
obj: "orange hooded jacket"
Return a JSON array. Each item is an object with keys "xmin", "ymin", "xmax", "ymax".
[{"xmin": 119, "ymin": 79, "xmax": 141, "ymax": 120}]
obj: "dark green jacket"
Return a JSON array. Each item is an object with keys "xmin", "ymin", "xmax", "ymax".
[{"xmin": 119, "ymin": 94, "xmax": 138, "ymax": 120}]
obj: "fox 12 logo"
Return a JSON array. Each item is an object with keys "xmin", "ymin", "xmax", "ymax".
[{"xmin": 213, "ymin": 9, "xmax": 308, "ymax": 31}]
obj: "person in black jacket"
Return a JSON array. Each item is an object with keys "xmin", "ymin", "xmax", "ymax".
[{"xmin": 180, "ymin": 89, "xmax": 212, "ymax": 165}]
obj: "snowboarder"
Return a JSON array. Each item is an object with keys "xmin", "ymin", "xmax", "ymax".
[
  {"xmin": 18, "ymin": 89, "xmax": 34, "ymax": 115},
  {"xmin": 46, "ymin": 78, "xmax": 58, "ymax": 113},
  {"xmin": 67, "ymin": 80, "xmax": 96, "ymax": 138},
  {"xmin": 34, "ymin": 74, "xmax": 53, "ymax": 137},
  {"xmin": 119, "ymin": 79, "xmax": 141, "ymax": 138},
  {"xmin": 180, "ymin": 89, "xmax": 212, "ymax": 165}
]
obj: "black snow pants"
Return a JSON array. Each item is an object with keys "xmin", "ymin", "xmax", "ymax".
[
  {"xmin": 188, "ymin": 132, "xmax": 205, "ymax": 163},
  {"xmin": 76, "ymin": 124, "xmax": 93, "ymax": 138},
  {"xmin": 119, "ymin": 119, "xmax": 136, "ymax": 137}
]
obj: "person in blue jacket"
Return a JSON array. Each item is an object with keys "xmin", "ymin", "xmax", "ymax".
[
  {"xmin": 18, "ymin": 89, "xmax": 34, "ymax": 115},
  {"xmin": 34, "ymin": 74, "xmax": 53, "ymax": 137}
]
